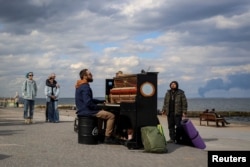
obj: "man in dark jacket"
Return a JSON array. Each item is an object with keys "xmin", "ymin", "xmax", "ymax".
[
  {"xmin": 75, "ymin": 69, "xmax": 117, "ymax": 144},
  {"xmin": 162, "ymin": 81, "xmax": 188, "ymax": 143}
]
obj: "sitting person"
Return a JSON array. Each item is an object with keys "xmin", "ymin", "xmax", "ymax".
[
  {"xmin": 75, "ymin": 68, "xmax": 119, "ymax": 144},
  {"xmin": 210, "ymin": 108, "xmax": 230, "ymax": 126},
  {"xmin": 203, "ymin": 109, "xmax": 209, "ymax": 113}
]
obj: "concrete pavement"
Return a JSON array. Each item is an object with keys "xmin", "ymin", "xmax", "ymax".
[{"xmin": 0, "ymin": 107, "xmax": 249, "ymax": 167}]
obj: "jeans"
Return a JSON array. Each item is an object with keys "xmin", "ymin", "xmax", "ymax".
[
  {"xmin": 45, "ymin": 102, "xmax": 49, "ymax": 121},
  {"xmin": 48, "ymin": 100, "xmax": 59, "ymax": 122},
  {"xmin": 23, "ymin": 99, "xmax": 35, "ymax": 119},
  {"xmin": 54, "ymin": 101, "xmax": 59, "ymax": 122}
]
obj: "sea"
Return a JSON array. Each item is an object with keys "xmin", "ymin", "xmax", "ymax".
[{"xmin": 33, "ymin": 97, "xmax": 250, "ymax": 112}]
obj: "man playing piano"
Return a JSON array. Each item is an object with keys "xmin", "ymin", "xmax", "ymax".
[{"xmin": 75, "ymin": 69, "xmax": 118, "ymax": 144}]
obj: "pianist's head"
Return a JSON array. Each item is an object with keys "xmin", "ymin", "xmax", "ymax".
[{"xmin": 79, "ymin": 69, "xmax": 93, "ymax": 82}]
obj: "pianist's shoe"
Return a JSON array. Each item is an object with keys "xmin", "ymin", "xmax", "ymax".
[{"xmin": 104, "ymin": 136, "xmax": 120, "ymax": 145}]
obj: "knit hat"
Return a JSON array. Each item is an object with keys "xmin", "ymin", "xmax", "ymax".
[{"xmin": 26, "ymin": 72, "xmax": 33, "ymax": 78}]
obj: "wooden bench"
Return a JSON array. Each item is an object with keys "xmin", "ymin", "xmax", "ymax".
[{"xmin": 199, "ymin": 113, "xmax": 225, "ymax": 127}]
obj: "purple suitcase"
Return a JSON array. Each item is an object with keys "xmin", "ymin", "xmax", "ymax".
[{"xmin": 181, "ymin": 119, "xmax": 206, "ymax": 149}]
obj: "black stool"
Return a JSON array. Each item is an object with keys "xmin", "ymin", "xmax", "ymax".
[{"xmin": 78, "ymin": 116, "xmax": 98, "ymax": 144}]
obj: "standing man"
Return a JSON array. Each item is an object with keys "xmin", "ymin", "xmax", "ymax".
[
  {"xmin": 22, "ymin": 72, "xmax": 37, "ymax": 124},
  {"xmin": 14, "ymin": 91, "xmax": 20, "ymax": 108},
  {"xmin": 75, "ymin": 69, "xmax": 118, "ymax": 144},
  {"xmin": 45, "ymin": 73, "xmax": 60, "ymax": 123},
  {"xmin": 162, "ymin": 81, "xmax": 188, "ymax": 143}
]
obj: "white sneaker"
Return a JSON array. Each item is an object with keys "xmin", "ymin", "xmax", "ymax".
[
  {"xmin": 30, "ymin": 119, "xmax": 35, "ymax": 124},
  {"xmin": 24, "ymin": 119, "xmax": 29, "ymax": 124}
]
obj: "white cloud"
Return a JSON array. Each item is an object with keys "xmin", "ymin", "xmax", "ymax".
[
  {"xmin": 114, "ymin": 0, "xmax": 165, "ymax": 17},
  {"xmin": 112, "ymin": 56, "xmax": 139, "ymax": 67},
  {"xmin": 213, "ymin": 11, "xmax": 250, "ymax": 29},
  {"xmin": 70, "ymin": 63, "xmax": 84, "ymax": 70}
]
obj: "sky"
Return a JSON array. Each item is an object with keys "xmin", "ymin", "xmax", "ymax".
[{"xmin": 1, "ymin": 0, "xmax": 250, "ymax": 98}]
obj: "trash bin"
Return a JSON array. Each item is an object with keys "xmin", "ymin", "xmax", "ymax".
[{"xmin": 78, "ymin": 116, "xmax": 98, "ymax": 144}]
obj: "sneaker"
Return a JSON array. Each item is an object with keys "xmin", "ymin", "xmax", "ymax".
[
  {"xmin": 29, "ymin": 119, "xmax": 34, "ymax": 124},
  {"xmin": 24, "ymin": 119, "xmax": 29, "ymax": 124},
  {"xmin": 167, "ymin": 139, "xmax": 175, "ymax": 143},
  {"xmin": 104, "ymin": 136, "xmax": 120, "ymax": 145}
]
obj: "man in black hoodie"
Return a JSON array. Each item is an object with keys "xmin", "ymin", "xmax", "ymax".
[{"xmin": 162, "ymin": 81, "xmax": 188, "ymax": 143}]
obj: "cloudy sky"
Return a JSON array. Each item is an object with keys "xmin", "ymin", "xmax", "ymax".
[{"xmin": 1, "ymin": 0, "xmax": 250, "ymax": 98}]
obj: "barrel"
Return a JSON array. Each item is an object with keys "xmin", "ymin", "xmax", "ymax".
[
  {"xmin": 78, "ymin": 116, "xmax": 98, "ymax": 144},
  {"xmin": 181, "ymin": 119, "xmax": 206, "ymax": 149}
]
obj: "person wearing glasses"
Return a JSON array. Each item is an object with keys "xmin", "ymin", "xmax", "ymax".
[
  {"xmin": 75, "ymin": 69, "xmax": 118, "ymax": 144},
  {"xmin": 22, "ymin": 72, "xmax": 37, "ymax": 124},
  {"xmin": 44, "ymin": 73, "xmax": 60, "ymax": 123}
]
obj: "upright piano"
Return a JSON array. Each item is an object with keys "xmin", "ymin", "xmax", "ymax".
[{"xmin": 104, "ymin": 72, "xmax": 159, "ymax": 149}]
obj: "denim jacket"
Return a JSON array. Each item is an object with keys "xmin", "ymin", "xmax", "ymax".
[{"xmin": 22, "ymin": 79, "xmax": 37, "ymax": 100}]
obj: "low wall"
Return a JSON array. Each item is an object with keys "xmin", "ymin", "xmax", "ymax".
[
  {"xmin": 187, "ymin": 111, "xmax": 250, "ymax": 117},
  {"xmin": 1, "ymin": 101, "xmax": 250, "ymax": 117}
]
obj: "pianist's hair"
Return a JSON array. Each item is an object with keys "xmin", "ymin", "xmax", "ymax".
[{"xmin": 79, "ymin": 69, "xmax": 88, "ymax": 79}]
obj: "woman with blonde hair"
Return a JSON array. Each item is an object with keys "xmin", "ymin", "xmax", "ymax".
[{"xmin": 44, "ymin": 73, "xmax": 60, "ymax": 123}]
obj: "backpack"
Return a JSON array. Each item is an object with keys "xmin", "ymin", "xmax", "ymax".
[{"xmin": 141, "ymin": 125, "xmax": 167, "ymax": 153}]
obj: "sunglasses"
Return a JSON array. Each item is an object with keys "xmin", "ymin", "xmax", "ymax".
[{"xmin": 29, "ymin": 75, "xmax": 33, "ymax": 76}]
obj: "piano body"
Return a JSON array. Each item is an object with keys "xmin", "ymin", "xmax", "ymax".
[{"xmin": 105, "ymin": 72, "xmax": 159, "ymax": 149}]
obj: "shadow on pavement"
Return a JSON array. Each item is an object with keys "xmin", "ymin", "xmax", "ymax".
[{"xmin": 0, "ymin": 154, "xmax": 12, "ymax": 160}]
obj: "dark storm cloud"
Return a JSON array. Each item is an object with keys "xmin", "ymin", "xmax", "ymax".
[
  {"xmin": 198, "ymin": 73, "xmax": 250, "ymax": 97},
  {"xmin": 0, "ymin": 0, "xmax": 120, "ymax": 22},
  {"xmin": 0, "ymin": 0, "xmax": 84, "ymax": 34},
  {"xmin": 132, "ymin": 0, "xmax": 248, "ymax": 29},
  {"xmin": 133, "ymin": 0, "xmax": 250, "ymax": 46},
  {"xmin": 0, "ymin": 0, "xmax": 122, "ymax": 34},
  {"xmin": 0, "ymin": 0, "xmax": 45, "ymax": 23}
]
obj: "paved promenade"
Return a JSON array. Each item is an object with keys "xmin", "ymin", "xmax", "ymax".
[{"xmin": 1, "ymin": 107, "xmax": 250, "ymax": 167}]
